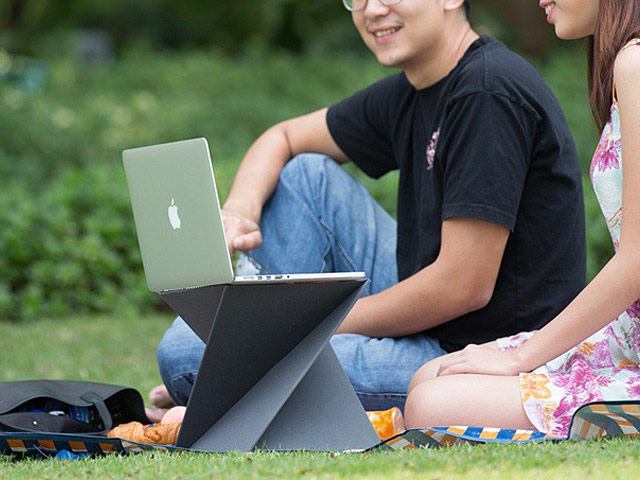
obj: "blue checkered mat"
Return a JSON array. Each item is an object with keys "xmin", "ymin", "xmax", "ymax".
[
  {"xmin": 0, "ymin": 402, "xmax": 637, "ymax": 458},
  {"xmin": 0, "ymin": 431, "xmax": 189, "ymax": 458},
  {"xmin": 367, "ymin": 401, "xmax": 640, "ymax": 451}
]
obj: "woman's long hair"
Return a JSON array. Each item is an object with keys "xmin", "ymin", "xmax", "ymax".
[{"xmin": 587, "ymin": 0, "xmax": 640, "ymax": 131}]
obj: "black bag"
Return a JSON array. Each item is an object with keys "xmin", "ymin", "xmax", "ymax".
[{"xmin": 0, "ymin": 380, "xmax": 150, "ymax": 435}]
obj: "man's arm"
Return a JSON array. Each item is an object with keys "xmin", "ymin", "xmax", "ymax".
[
  {"xmin": 222, "ymin": 108, "xmax": 348, "ymax": 251},
  {"xmin": 336, "ymin": 217, "xmax": 510, "ymax": 337}
]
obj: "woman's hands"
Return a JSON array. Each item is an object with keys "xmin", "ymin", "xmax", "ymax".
[{"xmin": 437, "ymin": 344, "xmax": 531, "ymax": 377}]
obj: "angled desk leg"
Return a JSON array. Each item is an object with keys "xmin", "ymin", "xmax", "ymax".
[
  {"xmin": 256, "ymin": 344, "xmax": 378, "ymax": 451},
  {"xmin": 161, "ymin": 280, "xmax": 379, "ymax": 452},
  {"xmin": 161, "ymin": 284, "xmax": 225, "ymax": 343}
]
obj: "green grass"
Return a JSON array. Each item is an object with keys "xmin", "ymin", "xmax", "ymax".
[
  {"xmin": 1, "ymin": 316, "xmax": 637, "ymax": 478},
  {"xmin": 3, "ymin": 439, "xmax": 640, "ymax": 479},
  {"xmin": 0, "ymin": 315, "xmax": 168, "ymax": 391}
]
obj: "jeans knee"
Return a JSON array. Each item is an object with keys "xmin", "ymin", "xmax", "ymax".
[
  {"xmin": 156, "ymin": 332, "xmax": 175, "ymax": 375},
  {"xmin": 281, "ymin": 153, "xmax": 340, "ymax": 189},
  {"xmin": 157, "ymin": 319, "xmax": 184, "ymax": 362},
  {"xmin": 156, "ymin": 334, "xmax": 178, "ymax": 384},
  {"xmin": 284, "ymin": 153, "xmax": 329, "ymax": 173},
  {"xmin": 156, "ymin": 318, "xmax": 204, "ymax": 383}
]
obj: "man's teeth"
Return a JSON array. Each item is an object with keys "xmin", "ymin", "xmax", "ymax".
[
  {"xmin": 545, "ymin": 3, "xmax": 554, "ymax": 15},
  {"xmin": 374, "ymin": 28, "xmax": 400, "ymax": 37}
]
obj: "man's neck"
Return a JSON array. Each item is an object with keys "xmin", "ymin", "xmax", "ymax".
[{"xmin": 404, "ymin": 25, "xmax": 480, "ymax": 90}]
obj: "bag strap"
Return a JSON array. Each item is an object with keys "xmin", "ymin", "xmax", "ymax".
[{"xmin": 80, "ymin": 391, "xmax": 113, "ymax": 433}]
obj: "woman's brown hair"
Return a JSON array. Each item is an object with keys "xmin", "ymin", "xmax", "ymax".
[{"xmin": 587, "ymin": 0, "xmax": 640, "ymax": 131}]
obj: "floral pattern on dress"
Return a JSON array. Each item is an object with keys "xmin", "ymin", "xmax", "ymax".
[
  {"xmin": 591, "ymin": 338, "xmax": 617, "ymax": 368},
  {"xmin": 625, "ymin": 371, "xmax": 640, "ymax": 397},
  {"xmin": 549, "ymin": 359, "xmax": 614, "ymax": 435},
  {"xmin": 591, "ymin": 134, "xmax": 620, "ymax": 173},
  {"xmin": 627, "ymin": 299, "xmax": 640, "ymax": 319},
  {"xmin": 590, "ymin": 104, "xmax": 621, "ymax": 178},
  {"xmin": 495, "ymin": 101, "xmax": 640, "ymax": 437},
  {"xmin": 497, "ymin": 331, "xmax": 534, "ymax": 351},
  {"xmin": 520, "ymin": 373, "xmax": 553, "ymax": 402},
  {"xmin": 562, "ymin": 338, "xmax": 615, "ymax": 371}
]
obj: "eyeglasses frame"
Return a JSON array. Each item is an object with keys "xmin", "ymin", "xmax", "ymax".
[{"xmin": 341, "ymin": 0, "xmax": 404, "ymax": 12}]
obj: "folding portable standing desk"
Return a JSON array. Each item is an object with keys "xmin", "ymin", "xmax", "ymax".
[{"xmin": 160, "ymin": 279, "xmax": 380, "ymax": 452}]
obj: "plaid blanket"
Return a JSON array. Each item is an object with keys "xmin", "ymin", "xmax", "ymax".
[{"xmin": 1, "ymin": 402, "xmax": 638, "ymax": 458}]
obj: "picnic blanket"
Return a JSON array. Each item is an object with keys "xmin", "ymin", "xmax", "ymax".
[{"xmin": 1, "ymin": 402, "xmax": 638, "ymax": 459}]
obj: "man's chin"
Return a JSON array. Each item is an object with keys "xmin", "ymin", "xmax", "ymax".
[{"xmin": 374, "ymin": 53, "xmax": 404, "ymax": 69}]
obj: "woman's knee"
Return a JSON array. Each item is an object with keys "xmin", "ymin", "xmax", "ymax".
[
  {"xmin": 404, "ymin": 379, "xmax": 450, "ymax": 429},
  {"xmin": 407, "ymin": 357, "xmax": 444, "ymax": 395}
]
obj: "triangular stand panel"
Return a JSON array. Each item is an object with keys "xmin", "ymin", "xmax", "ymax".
[{"xmin": 160, "ymin": 279, "xmax": 379, "ymax": 452}]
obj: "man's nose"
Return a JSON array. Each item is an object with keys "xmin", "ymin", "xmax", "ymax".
[{"xmin": 363, "ymin": 0, "xmax": 391, "ymax": 19}]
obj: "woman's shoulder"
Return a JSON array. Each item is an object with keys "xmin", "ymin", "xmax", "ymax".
[
  {"xmin": 614, "ymin": 39, "xmax": 640, "ymax": 82},
  {"xmin": 613, "ymin": 40, "xmax": 640, "ymax": 105}
]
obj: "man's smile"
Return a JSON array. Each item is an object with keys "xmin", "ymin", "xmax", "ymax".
[{"xmin": 368, "ymin": 24, "xmax": 403, "ymax": 42}]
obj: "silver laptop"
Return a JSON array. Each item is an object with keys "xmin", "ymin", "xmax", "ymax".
[{"xmin": 122, "ymin": 138, "xmax": 365, "ymax": 292}]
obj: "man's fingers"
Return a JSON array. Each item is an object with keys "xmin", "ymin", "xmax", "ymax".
[
  {"xmin": 234, "ymin": 230, "xmax": 263, "ymax": 251},
  {"xmin": 223, "ymin": 213, "xmax": 258, "ymax": 237},
  {"xmin": 225, "ymin": 227, "xmax": 244, "ymax": 252},
  {"xmin": 223, "ymin": 212, "xmax": 262, "ymax": 252}
]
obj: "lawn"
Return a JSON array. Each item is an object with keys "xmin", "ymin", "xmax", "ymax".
[
  {"xmin": 0, "ymin": 39, "xmax": 630, "ymax": 478},
  {"xmin": 1, "ymin": 316, "xmax": 638, "ymax": 479}
]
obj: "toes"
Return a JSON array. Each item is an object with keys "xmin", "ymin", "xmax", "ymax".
[{"xmin": 149, "ymin": 385, "xmax": 175, "ymax": 409}]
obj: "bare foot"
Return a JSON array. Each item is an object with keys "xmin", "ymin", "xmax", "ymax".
[
  {"xmin": 149, "ymin": 384, "xmax": 175, "ymax": 409},
  {"xmin": 145, "ymin": 407, "xmax": 169, "ymax": 424}
]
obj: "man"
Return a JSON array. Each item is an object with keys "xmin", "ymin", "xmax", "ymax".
[{"xmin": 148, "ymin": 0, "xmax": 586, "ymax": 419}]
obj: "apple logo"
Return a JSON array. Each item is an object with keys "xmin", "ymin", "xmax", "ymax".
[{"xmin": 168, "ymin": 198, "xmax": 181, "ymax": 230}]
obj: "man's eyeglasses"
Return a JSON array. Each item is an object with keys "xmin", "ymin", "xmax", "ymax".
[{"xmin": 342, "ymin": 0, "xmax": 403, "ymax": 12}]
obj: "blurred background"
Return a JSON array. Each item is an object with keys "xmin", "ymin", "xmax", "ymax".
[{"xmin": 0, "ymin": 0, "xmax": 610, "ymax": 322}]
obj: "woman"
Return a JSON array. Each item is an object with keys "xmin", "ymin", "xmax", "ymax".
[{"xmin": 404, "ymin": 0, "xmax": 640, "ymax": 436}]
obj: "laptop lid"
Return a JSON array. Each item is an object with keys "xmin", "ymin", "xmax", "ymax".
[{"xmin": 122, "ymin": 138, "xmax": 234, "ymax": 292}]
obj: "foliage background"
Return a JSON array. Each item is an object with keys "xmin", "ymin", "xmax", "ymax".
[{"xmin": 0, "ymin": 1, "xmax": 611, "ymax": 321}]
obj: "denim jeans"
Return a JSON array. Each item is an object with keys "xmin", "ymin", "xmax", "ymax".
[{"xmin": 156, "ymin": 154, "xmax": 447, "ymax": 411}]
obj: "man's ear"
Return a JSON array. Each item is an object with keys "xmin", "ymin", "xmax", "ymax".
[{"xmin": 443, "ymin": 0, "xmax": 465, "ymax": 13}]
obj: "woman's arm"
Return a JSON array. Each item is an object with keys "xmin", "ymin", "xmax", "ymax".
[
  {"xmin": 514, "ymin": 46, "xmax": 640, "ymax": 370},
  {"xmin": 437, "ymin": 47, "xmax": 640, "ymax": 377}
]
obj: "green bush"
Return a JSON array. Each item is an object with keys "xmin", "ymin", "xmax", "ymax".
[
  {"xmin": 0, "ymin": 45, "xmax": 617, "ymax": 320},
  {"xmin": 0, "ymin": 166, "xmax": 158, "ymax": 319},
  {"xmin": 0, "ymin": 48, "xmax": 388, "ymax": 187},
  {"xmin": 3, "ymin": 0, "xmax": 360, "ymax": 56}
]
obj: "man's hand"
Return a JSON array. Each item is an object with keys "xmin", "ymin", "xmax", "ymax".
[
  {"xmin": 221, "ymin": 206, "xmax": 263, "ymax": 254},
  {"xmin": 219, "ymin": 108, "xmax": 347, "ymax": 256},
  {"xmin": 436, "ymin": 344, "xmax": 529, "ymax": 377}
]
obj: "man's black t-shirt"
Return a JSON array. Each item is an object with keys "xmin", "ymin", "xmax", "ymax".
[{"xmin": 326, "ymin": 36, "xmax": 586, "ymax": 352}]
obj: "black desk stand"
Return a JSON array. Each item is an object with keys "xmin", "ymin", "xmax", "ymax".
[{"xmin": 160, "ymin": 279, "xmax": 380, "ymax": 452}]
